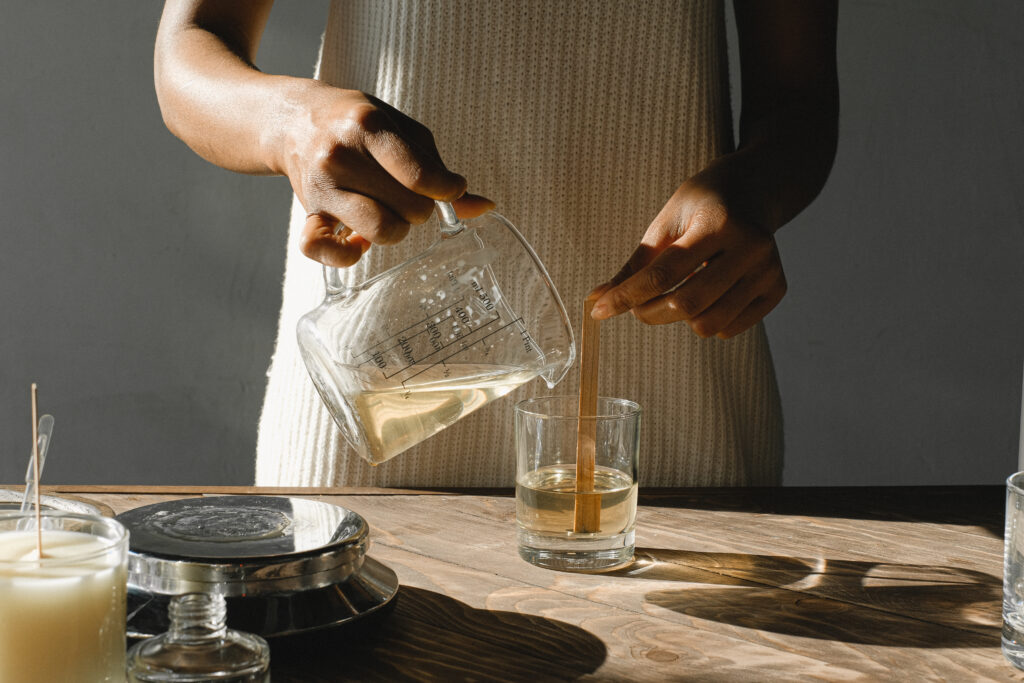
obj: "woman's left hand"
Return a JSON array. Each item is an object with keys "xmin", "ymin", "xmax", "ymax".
[
  {"xmin": 590, "ymin": 0, "xmax": 838, "ymax": 339},
  {"xmin": 591, "ymin": 165, "xmax": 787, "ymax": 339}
]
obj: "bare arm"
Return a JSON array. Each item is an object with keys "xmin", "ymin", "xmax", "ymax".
[
  {"xmin": 593, "ymin": 0, "xmax": 839, "ymax": 338},
  {"xmin": 155, "ymin": 0, "xmax": 283, "ymax": 174},
  {"xmin": 729, "ymin": 0, "xmax": 839, "ymax": 230},
  {"xmin": 154, "ymin": 0, "xmax": 491, "ymax": 265}
]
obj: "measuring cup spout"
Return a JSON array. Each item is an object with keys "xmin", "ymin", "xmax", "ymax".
[
  {"xmin": 540, "ymin": 364, "xmax": 571, "ymax": 390},
  {"xmin": 538, "ymin": 326, "xmax": 576, "ymax": 389}
]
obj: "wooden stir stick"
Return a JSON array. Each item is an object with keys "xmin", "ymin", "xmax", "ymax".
[
  {"xmin": 573, "ymin": 296, "xmax": 601, "ymax": 533},
  {"xmin": 31, "ymin": 383, "xmax": 45, "ymax": 558}
]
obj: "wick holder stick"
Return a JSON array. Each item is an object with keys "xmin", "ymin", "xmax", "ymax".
[
  {"xmin": 573, "ymin": 298, "xmax": 601, "ymax": 533},
  {"xmin": 30, "ymin": 384, "xmax": 44, "ymax": 557}
]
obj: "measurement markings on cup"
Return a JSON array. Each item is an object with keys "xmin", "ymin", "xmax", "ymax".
[
  {"xmin": 355, "ymin": 310, "xmax": 481, "ymax": 375},
  {"xmin": 355, "ymin": 298, "xmax": 531, "ymax": 382},
  {"xmin": 355, "ymin": 297, "xmax": 469, "ymax": 363},
  {"xmin": 396, "ymin": 315, "xmax": 531, "ymax": 385}
]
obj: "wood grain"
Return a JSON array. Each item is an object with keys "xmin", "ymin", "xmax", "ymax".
[
  {"xmin": 271, "ymin": 583, "xmax": 606, "ymax": 682},
  {"xmin": 56, "ymin": 486, "xmax": 1021, "ymax": 681}
]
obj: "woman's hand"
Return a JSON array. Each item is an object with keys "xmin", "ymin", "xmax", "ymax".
[
  {"xmin": 591, "ymin": 0, "xmax": 838, "ymax": 338},
  {"xmin": 591, "ymin": 164, "xmax": 786, "ymax": 339},
  {"xmin": 276, "ymin": 83, "xmax": 493, "ymax": 266},
  {"xmin": 154, "ymin": 0, "xmax": 492, "ymax": 268}
]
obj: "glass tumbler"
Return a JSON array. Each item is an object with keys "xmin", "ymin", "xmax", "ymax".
[
  {"xmin": 0, "ymin": 510, "xmax": 128, "ymax": 682},
  {"xmin": 515, "ymin": 396, "xmax": 640, "ymax": 571},
  {"xmin": 1004, "ymin": 472, "xmax": 1024, "ymax": 669}
]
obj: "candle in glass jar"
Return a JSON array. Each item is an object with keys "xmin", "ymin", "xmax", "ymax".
[{"xmin": 0, "ymin": 516, "xmax": 128, "ymax": 683}]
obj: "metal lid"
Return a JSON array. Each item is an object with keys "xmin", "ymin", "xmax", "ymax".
[{"xmin": 116, "ymin": 496, "xmax": 369, "ymax": 597}]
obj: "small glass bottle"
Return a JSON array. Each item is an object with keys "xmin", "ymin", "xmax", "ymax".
[{"xmin": 126, "ymin": 593, "xmax": 270, "ymax": 682}]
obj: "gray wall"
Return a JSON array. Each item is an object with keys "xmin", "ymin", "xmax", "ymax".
[{"xmin": 2, "ymin": 2, "xmax": 1021, "ymax": 486}]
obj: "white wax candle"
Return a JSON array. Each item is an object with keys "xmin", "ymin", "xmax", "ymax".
[{"xmin": 0, "ymin": 529, "xmax": 126, "ymax": 683}]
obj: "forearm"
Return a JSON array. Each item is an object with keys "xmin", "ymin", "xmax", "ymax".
[
  {"xmin": 709, "ymin": 84, "xmax": 839, "ymax": 233},
  {"xmin": 153, "ymin": 0, "xmax": 307, "ymax": 176},
  {"xmin": 722, "ymin": 0, "xmax": 839, "ymax": 233}
]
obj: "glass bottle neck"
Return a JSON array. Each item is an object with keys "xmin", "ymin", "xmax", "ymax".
[{"xmin": 166, "ymin": 593, "xmax": 228, "ymax": 643}]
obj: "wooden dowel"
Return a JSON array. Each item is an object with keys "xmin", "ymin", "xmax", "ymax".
[{"xmin": 573, "ymin": 297, "xmax": 601, "ymax": 533}]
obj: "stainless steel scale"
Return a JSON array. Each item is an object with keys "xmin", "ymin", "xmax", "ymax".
[{"xmin": 116, "ymin": 496, "xmax": 399, "ymax": 639}]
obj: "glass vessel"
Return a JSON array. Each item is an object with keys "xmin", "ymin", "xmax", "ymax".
[
  {"xmin": 298, "ymin": 201, "xmax": 575, "ymax": 465},
  {"xmin": 127, "ymin": 593, "xmax": 270, "ymax": 683},
  {"xmin": 0, "ymin": 511, "xmax": 128, "ymax": 682},
  {"xmin": 515, "ymin": 396, "xmax": 641, "ymax": 571},
  {"xmin": 1004, "ymin": 472, "xmax": 1024, "ymax": 669}
]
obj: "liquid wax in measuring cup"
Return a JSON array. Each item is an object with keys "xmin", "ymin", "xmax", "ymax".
[
  {"xmin": 353, "ymin": 364, "xmax": 538, "ymax": 463},
  {"xmin": 297, "ymin": 203, "xmax": 575, "ymax": 465}
]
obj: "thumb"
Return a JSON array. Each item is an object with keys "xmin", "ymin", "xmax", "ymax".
[
  {"xmin": 604, "ymin": 242, "xmax": 660, "ymax": 289},
  {"xmin": 589, "ymin": 243, "xmax": 659, "ymax": 312},
  {"xmin": 585, "ymin": 282, "xmax": 615, "ymax": 302},
  {"xmin": 451, "ymin": 193, "xmax": 496, "ymax": 219}
]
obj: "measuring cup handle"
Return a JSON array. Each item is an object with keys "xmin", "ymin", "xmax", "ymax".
[
  {"xmin": 322, "ymin": 200, "xmax": 466, "ymax": 296},
  {"xmin": 435, "ymin": 201, "xmax": 465, "ymax": 235},
  {"xmin": 323, "ymin": 263, "xmax": 347, "ymax": 296}
]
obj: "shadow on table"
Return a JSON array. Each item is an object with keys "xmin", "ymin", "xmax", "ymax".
[
  {"xmin": 613, "ymin": 548, "xmax": 1000, "ymax": 648},
  {"xmin": 269, "ymin": 586, "xmax": 606, "ymax": 682}
]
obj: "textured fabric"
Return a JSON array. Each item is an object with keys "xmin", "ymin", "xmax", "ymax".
[{"xmin": 255, "ymin": 0, "xmax": 784, "ymax": 487}]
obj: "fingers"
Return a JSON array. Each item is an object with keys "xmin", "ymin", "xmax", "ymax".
[
  {"xmin": 309, "ymin": 187, "xmax": 413, "ymax": 247},
  {"xmin": 591, "ymin": 196, "xmax": 787, "ymax": 337},
  {"xmin": 628, "ymin": 244, "xmax": 784, "ymax": 336},
  {"xmin": 685, "ymin": 259, "xmax": 786, "ymax": 337},
  {"xmin": 630, "ymin": 241, "xmax": 760, "ymax": 326},
  {"xmin": 297, "ymin": 194, "xmax": 496, "ymax": 268},
  {"xmin": 299, "ymin": 213, "xmax": 371, "ymax": 267},
  {"xmin": 354, "ymin": 100, "xmax": 468, "ymax": 201},
  {"xmin": 305, "ymin": 140, "xmax": 444, "ymax": 247},
  {"xmin": 586, "ymin": 282, "xmax": 615, "ymax": 302},
  {"xmin": 592, "ymin": 243, "xmax": 712, "ymax": 320},
  {"xmin": 602, "ymin": 243, "xmax": 660, "ymax": 290},
  {"xmin": 325, "ymin": 145, "xmax": 438, "ymax": 224},
  {"xmin": 295, "ymin": 93, "xmax": 472, "ymax": 252},
  {"xmin": 716, "ymin": 285, "xmax": 786, "ymax": 339}
]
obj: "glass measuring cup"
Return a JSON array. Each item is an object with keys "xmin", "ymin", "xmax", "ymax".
[{"xmin": 297, "ymin": 202, "xmax": 575, "ymax": 465}]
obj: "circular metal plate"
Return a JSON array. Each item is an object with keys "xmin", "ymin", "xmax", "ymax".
[
  {"xmin": 117, "ymin": 495, "xmax": 366, "ymax": 560},
  {"xmin": 116, "ymin": 496, "xmax": 369, "ymax": 596},
  {"xmin": 117, "ymin": 496, "xmax": 399, "ymax": 638}
]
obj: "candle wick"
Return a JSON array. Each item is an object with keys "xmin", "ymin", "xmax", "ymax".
[{"xmin": 30, "ymin": 384, "xmax": 46, "ymax": 559}]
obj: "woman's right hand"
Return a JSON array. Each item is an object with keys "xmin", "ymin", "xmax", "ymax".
[
  {"xmin": 270, "ymin": 83, "xmax": 494, "ymax": 266},
  {"xmin": 155, "ymin": 0, "xmax": 491, "ymax": 268}
]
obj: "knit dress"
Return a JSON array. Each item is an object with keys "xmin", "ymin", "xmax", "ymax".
[{"xmin": 255, "ymin": 0, "xmax": 784, "ymax": 488}]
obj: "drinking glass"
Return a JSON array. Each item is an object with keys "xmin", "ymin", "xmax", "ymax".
[
  {"xmin": 0, "ymin": 510, "xmax": 128, "ymax": 682},
  {"xmin": 1004, "ymin": 472, "xmax": 1024, "ymax": 668},
  {"xmin": 515, "ymin": 396, "xmax": 640, "ymax": 571}
]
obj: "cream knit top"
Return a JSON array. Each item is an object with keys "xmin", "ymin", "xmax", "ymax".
[{"xmin": 255, "ymin": 0, "xmax": 783, "ymax": 487}]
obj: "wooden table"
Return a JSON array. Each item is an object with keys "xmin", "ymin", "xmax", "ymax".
[{"xmin": 35, "ymin": 484, "xmax": 1024, "ymax": 681}]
